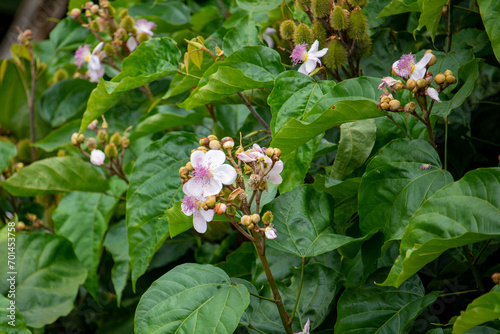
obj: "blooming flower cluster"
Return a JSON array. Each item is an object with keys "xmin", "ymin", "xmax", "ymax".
[
  {"xmin": 291, "ymin": 40, "xmax": 328, "ymax": 75},
  {"xmin": 74, "ymin": 42, "xmax": 106, "ymax": 82},
  {"xmin": 126, "ymin": 19, "xmax": 156, "ymax": 52}
]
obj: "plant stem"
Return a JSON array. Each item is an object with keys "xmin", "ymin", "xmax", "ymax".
[
  {"xmin": 439, "ymin": 289, "xmax": 480, "ymax": 298},
  {"xmin": 217, "ymin": 0, "xmax": 230, "ymax": 19},
  {"xmin": 387, "ymin": 114, "xmax": 413, "ymax": 140},
  {"xmin": 446, "ymin": 0, "xmax": 454, "ymax": 54},
  {"xmin": 238, "ymin": 92, "xmax": 272, "ymax": 135},
  {"xmin": 248, "ymin": 324, "xmax": 266, "ymax": 334},
  {"xmin": 454, "ymin": 5, "xmax": 478, "ymax": 13},
  {"xmin": 444, "ymin": 116, "xmax": 448, "ymax": 169},
  {"xmin": 249, "ymin": 292, "xmax": 277, "ymax": 303},
  {"xmin": 289, "ymin": 257, "xmax": 305, "ymax": 325},
  {"xmin": 463, "ymin": 247, "xmax": 485, "ymax": 291},
  {"xmin": 28, "ymin": 47, "xmax": 37, "ymax": 160},
  {"xmin": 251, "ymin": 230, "xmax": 293, "ymax": 334}
]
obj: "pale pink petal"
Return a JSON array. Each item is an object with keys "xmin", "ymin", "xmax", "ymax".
[
  {"xmin": 265, "ymin": 226, "xmax": 278, "ymax": 239},
  {"xmin": 426, "ymin": 87, "xmax": 441, "ymax": 102},
  {"xmin": 90, "ymin": 149, "xmax": 105, "ymax": 166},
  {"xmin": 88, "ymin": 65, "xmax": 105, "ymax": 83},
  {"xmin": 252, "ymin": 144, "xmax": 263, "ymax": 152},
  {"xmin": 183, "ymin": 178, "xmax": 203, "ymax": 197},
  {"xmin": 272, "ymin": 160, "xmax": 284, "ymax": 173},
  {"xmin": 298, "ymin": 63, "xmax": 308, "ymax": 75},
  {"xmin": 93, "ymin": 41, "xmax": 104, "ymax": 54},
  {"xmin": 266, "ymin": 171, "xmax": 282, "ymax": 185},
  {"xmin": 304, "ymin": 58, "xmax": 317, "ymax": 74},
  {"xmin": 249, "ymin": 151, "xmax": 265, "ymax": 160},
  {"xmin": 237, "ymin": 153, "xmax": 255, "ymax": 163},
  {"xmin": 213, "ymin": 164, "xmax": 237, "ymax": 185},
  {"xmin": 199, "ymin": 208, "xmax": 214, "ymax": 222},
  {"xmin": 88, "ymin": 55, "xmax": 101, "ymax": 71},
  {"xmin": 127, "ymin": 37, "xmax": 138, "ymax": 52},
  {"xmin": 205, "ymin": 149, "xmax": 226, "ymax": 167},
  {"xmin": 190, "ymin": 150, "xmax": 206, "ymax": 169},
  {"xmin": 410, "ymin": 66, "xmax": 426, "ymax": 80},
  {"xmin": 309, "ymin": 40, "xmax": 319, "ymax": 54},
  {"xmin": 415, "ymin": 52, "xmax": 432, "ymax": 69},
  {"xmin": 391, "ymin": 60, "xmax": 400, "ymax": 75},
  {"xmin": 203, "ymin": 178, "xmax": 222, "ymax": 196},
  {"xmin": 192, "ymin": 213, "xmax": 207, "ymax": 233}
]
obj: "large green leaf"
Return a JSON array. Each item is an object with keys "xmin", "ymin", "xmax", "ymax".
[
  {"xmin": 129, "ymin": 2, "xmax": 191, "ymax": 32},
  {"xmin": 49, "ymin": 17, "xmax": 89, "ymax": 51},
  {"xmin": 34, "ymin": 120, "xmax": 94, "ymax": 152},
  {"xmin": 358, "ymin": 139, "xmax": 454, "ymax": 243},
  {"xmin": 126, "ymin": 132, "xmax": 198, "ymax": 289},
  {"xmin": 236, "ymin": 0, "xmax": 282, "ymax": 12},
  {"xmin": 382, "ymin": 168, "xmax": 500, "ymax": 287},
  {"xmin": 331, "ymin": 119, "xmax": 376, "ymax": 180},
  {"xmin": 478, "ymin": 0, "xmax": 500, "ymax": 63},
  {"xmin": 414, "ymin": 0, "xmax": 447, "ymax": 42},
  {"xmin": 1, "ymin": 157, "xmax": 109, "ymax": 196},
  {"xmin": 263, "ymin": 184, "xmax": 356, "ymax": 257},
  {"xmin": 134, "ymin": 263, "xmax": 249, "ymax": 334},
  {"xmin": 0, "ymin": 233, "xmax": 87, "ymax": 328},
  {"xmin": 336, "ymin": 270, "xmax": 439, "ymax": 333},
  {"xmin": 453, "ymin": 286, "xmax": 500, "ymax": 334},
  {"xmin": 39, "ymin": 78, "xmax": 95, "ymax": 127},
  {"xmin": 377, "ymin": 0, "xmax": 420, "ymax": 18},
  {"xmin": 103, "ymin": 220, "xmax": 130, "ymax": 306},
  {"xmin": 216, "ymin": 242, "xmax": 255, "ymax": 281},
  {"xmin": 0, "ymin": 294, "xmax": 30, "ymax": 334},
  {"xmin": 0, "ymin": 140, "xmax": 16, "ymax": 171},
  {"xmin": 222, "ymin": 16, "xmax": 260, "ymax": 56},
  {"xmin": 180, "ymin": 46, "xmax": 284, "ymax": 109},
  {"xmin": 270, "ymin": 77, "xmax": 386, "ymax": 156},
  {"xmin": 53, "ymin": 179, "xmax": 125, "ymax": 297}
]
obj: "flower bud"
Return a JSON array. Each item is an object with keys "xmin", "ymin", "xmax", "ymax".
[
  {"xmin": 205, "ymin": 195, "xmax": 217, "ymax": 208},
  {"xmin": 347, "ymin": 8, "xmax": 368, "ymax": 40},
  {"xmin": 311, "ymin": 0, "xmax": 331, "ymax": 19},
  {"xmin": 16, "ymin": 221, "xmax": 26, "ymax": 231},
  {"xmin": 121, "ymin": 137, "xmax": 130, "ymax": 148},
  {"xmin": 14, "ymin": 162, "xmax": 24, "ymax": 172},
  {"xmin": 265, "ymin": 147, "xmax": 274, "ymax": 158},
  {"xmin": 85, "ymin": 1, "xmax": 93, "ymax": 9},
  {"xmin": 221, "ymin": 137, "xmax": 234, "ymax": 150},
  {"xmin": 262, "ymin": 211, "xmax": 273, "ymax": 225},
  {"xmin": 273, "ymin": 148, "xmax": 282, "ymax": 158},
  {"xmin": 279, "ymin": 20, "xmax": 296, "ymax": 40},
  {"xmin": 86, "ymin": 138, "xmax": 97, "ymax": 150},
  {"xmin": 199, "ymin": 137, "xmax": 210, "ymax": 147},
  {"xmin": 427, "ymin": 54, "xmax": 437, "ymax": 67},
  {"xmin": 241, "ymin": 215, "xmax": 252, "ymax": 226},
  {"xmin": 416, "ymin": 78, "xmax": 427, "ymax": 88},
  {"xmin": 90, "ymin": 20, "xmax": 100, "ymax": 31},
  {"xmin": 226, "ymin": 205, "xmax": 236, "ymax": 215},
  {"xmin": 404, "ymin": 102, "xmax": 417, "ymax": 112},
  {"xmin": 137, "ymin": 32, "xmax": 150, "ymax": 44},
  {"xmin": 105, "ymin": 143, "xmax": 117, "ymax": 158},
  {"xmin": 294, "ymin": 23, "xmax": 314, "ymax": 45},
  {"xmin": 70, "ymin": 8, "xmax": 81, "ymax": 19},
  {"xmin": 324, "ymin": 39, "xmax": 347, "ymax": 70},
  {"xmin": 119, "ymin": 9, "xmax": 128, "ymax": 19},
  {"xmin": 53, "ymin": 68, "xmax": 69, "ymax": 83},
  {"xmin": 57, "ymin": 150, "xmax": 65, "ymax": 157},
  {"xmin": 214, "ymin": 203, "xmax": 226, "ymax": 215},
  {"xmin": 78, "ymin": 134, "xmax": 85, "ymax": 145},
  {"xmin": 179, "ymin": 166, "xmax": 189, "ymax": 178},
  {"xmin": 380, "ymin": 102, "xmax": 390, "ymax": 110},
  {"xmin": 444, "ymin": 69, "xmax": 453, "ymax": 77},
  {"xmin": 381, "ymin": 95, "xmax": 392, "ymax": 104},
  {"xmin": 97, "ymin": 129, "xmax": 108, "ymax": 143},
  {"xmin": 120, "ymin": 16, "xmax": 135, "ymax": 32},
  {"xmin": 446, "ymin": 75, "xmax": 456, "ymax": 84},
  {"xmin": 209, "ymin": 140, "xmax": 221, "ymax": 150},
  {"xmin": 389, "ymin": 99, "xmax": 401, "ymax": 111},
  {"xmin": 185, "ymin": 161, "xmax": 194, "ymax": 171},
  {"xmin": 71, "ymin": 133, "xmax": 79, "ymax": 146},
  {"xmin": 104, "ymin": 43, "xmax": 114, "ymax": 56},
  {"xmin": 434, "ymin": 73, "xmax": 445, "ymax": 85},
  {"xmin": 492, "ymin": 273, "xmax": 500, "ymax": 284},
  {"xmin": 197, "ymin": 146, "xmax": 208, "ymax": 153},
  {"xmin": 330, "ymin": 6, "xmax": 349, "ymax": 30},
  {"xmin": 251, "ymin": 214, "xmax": 260, "ymax": 223},
  {"xmin": 207, "ymin": 134, "xmax": 218, "ymax": 141},
  {"xmin": 110, "ymin": 132, "xmax": 121, "ymax": 146},
  {"xmin": 90, "ymin": 4, "xmax": 100, "ymax": 14},
  {"xmin": 424, "ymin": 49, "xmax": 434, "ymax": 55}
]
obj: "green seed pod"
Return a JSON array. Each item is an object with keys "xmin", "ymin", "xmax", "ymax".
[
  {"xmin": 97, "ymin": 129, "xmax": 108, "ymax": 143},
  {"xmin": 311, "ymin": 0, "xmax": 332, "ymax": 19},
  {"xmin": 120, "ymin": 16, "xmax": 135, "ymax": 32},
  {"xmin": 351, "ymin": 32, "xmax": 372, "ymax": 59},
  {"xmin": 105, "ymin": 143, "xmax": 117, "ymax": 159},
  {"xmin": 347, "ymin": 8, "xmax": 368, "ymax": 40},
  {"xmin": 137, "ymin": 32, "xmax": 150, "ymax": 44},
  {"xmin": 348, "ymin": 0, "xmax": 367, "ymax": 8},
  {"xmin": 324, "ymin": 39, "xmax": 348, "ymax": 70},
  {"xmin": 17, "ymin": 138, "xmax": 33, "ymax": 163},
  {"xmin": 262, "ymin": 211, "xmax": 274, "ymax": 225},
  {"xmin": 52, "ymin": 68, "xmax": 69, "ymax": 83},
  {"xmin": 90, "ymin": 20, "xmax": 100, "ymax": 31},
  {"xmin": 280, "ymin": 20, "xmax": 296, "ymax": 41},
  {"xmin": 110, "ymin": 132, "xmax": 121, "ymax": 146},
  {"xmin": 294, "ymin": 23, "xmax": 314, "ymax": 45},
  {"xmin": 119, "ymin": 9, "xmax": 128, "ymax": 19},
  {"xmin": 311, "ymin": 21, "xmax": 327, "ymax": 48},
  {"xmin": 330, "ymin": 6, "xmax": 349, "ymax": 30},
  {"xmin": 103, "ymin": 43, "xmax": 114, "ymax": 56}
]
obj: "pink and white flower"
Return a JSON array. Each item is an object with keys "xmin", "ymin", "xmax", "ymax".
[
  {"xmin": 295, "ymin": 319, "xmax": 310, "ymax": 334},
  {"xmin": 392, "ymin": 53, "xmax": 433, "ymax": 80},
  {"xmin": 263, "ymin": 27, "xmax": 276, "ymax": 49},
  {"xmin": 264, "ymin": 224, "xmax": 278, "ymax": 239},
  {"xmin": 90, "ymin": 149, "xmax": 105, "ymax": 166},
  {"xmin": 426, "ymin": 87, "xmax": 441, "ymax": 102},
  {"xmin": 378, "ymin": 76, "xmax": 402, "ymax": 90},
  {"xmin": 183, "ymin": 150, "xmax": 237, "ymax": 197},
  {"xmin": 126, "ymin": 19, "xmax": 156, "ymax": 52},
  {"xmin": 291, "ymin": 40, "xmax": 328, "ymax": 75},
  {"xmin": 181, "ymin": 191, "xmax": 214, "ymax": 233},
  {"xmin": 74, "ymin": 42, "xmax": 106, "ymax": 83},
  {"xmin": 237, "ymin": 144, "xmax": 283, "ymax": 185}
]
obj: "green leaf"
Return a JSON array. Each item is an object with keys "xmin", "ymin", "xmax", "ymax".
[
  {"xmin": 358, "ymin": 139, "xmax": 454, "ymax": 243},
  {"xmin": 382, "ymin": 168, "xmax": 500, "ymax": 287},
  {"xmin": 453, "ymin": 286, "xmax": 500, "ymax": 334},
  {"xmin": 477, "ymin": 0, "xmax": 500, "ymax": 63},
  {"xmin": 253, "ymin": 246, "xmax": 302, "ymax": 284},
  {"xmin": 39, "ymin": 79, "xmax": 96, "ymax": 127},
  {"xmin": 134, "ymin": 263, "xmax": 249, "ymax": 334},
  {"xmin": 270, "ymin": 77, "xmax": 386, "ymax": 156},
  {"xmin": 103, "ymin": 220, "xmax": 130, "ymax": 306},
  {"xmin": 331, "ymin": 119, "xmax": 376, "ymax": 180},
  {"xmin": 126, "ymin": 132, "xmax": 198, "ymax": 289},
  {"xmin": 129, "ymin": 2, "xmax": 191, "ymax": 33},
  {"xmin": 34, "ymin": 120, "xmax": 89, "ymax": 152},
  {"xmin": 335, "ymin": 270, "xmax": 439, "ymax": 333},
  {"xmin": 222, "ymin": 16, "xmax": 260, "ymax": 56},
  {"xmin": 180, "ymin": 46, "xmax": 284, "ymax": 109},
  {"xmin": 216, "ymin": 242, "xmax": 255, "ymax": 281},
  {"xmin": 53, "ymin": 179, "xmax": 125, "ymax": 297},
  {"xmin": 279, "ymin": 137, "xmax": 320, "ymax": 193},
  {"xmin": 129, "ymin": 105, "xmax": 205, "ymax": 141},
  {"xmin": 414, "ymin": 0, "xmax": 447, "ymax": 42},
  {"xmin": 0, "ymin": 294, "xmax": 31, "ymax": 334},
  {"xmin": 377, "ymin": 0, "xmax": 420, "ymax": 18},
  {"xmin": 0, "ymin": 232, "xmax": 87, "ymax": 328},
  {"xmin": 1, "ymin": 157, "xmax": 109, "ymax": 196},
  {"xmin": 0, "ymin": 140, "xmax": 16, "ymax": 171},
  {"xmin": 236, "ymin": 0, "xmax": 282, "ymax": 11},
  {"xmin": 264, "ymin": 184, "xmax": 355, "ymax": 257},
  {"xmin": 68, "ymin": 0, "xmax": 86, "ymax": 10},
  {"xmin": 166, "ymin": 201, "xmax": 192, "ymax": 238},
  {"xmin": 49, "ymin": 17, "xmax": 89, "ymax": 51}
]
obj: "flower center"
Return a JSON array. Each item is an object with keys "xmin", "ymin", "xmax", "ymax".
[
  {"xmin": 303, "ymin": 53, "xmax": 309, "ymax": 61},
  {"xmin": 182, "ymin": 195, "xmax": 199, "ymax": 214},
  {"xmin": 193, "ymin": 165, "xmax": 213, "ymax": 180},
  {"xmin": 410, "ymin": 65, "xmax": 415, "ymax": 73},
  {"xmin": 85, "ymin": 54, "xmax": 91, "ymax": 62}
]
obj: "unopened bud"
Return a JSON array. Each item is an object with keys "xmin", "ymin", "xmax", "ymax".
[
  {"xmin": 86, "ymin": 138, "xmax": 97, "ymax": 150},
  {"xmin": 330, "ymin": 6, "xmax": 349, "ymax": 31},
  {"xmin": 119, "ymin": 9, "xmax": 128, "ymax": 18},
  {"xmin": 294, "ymin": 23, "xmax": 314, "ymax": 45},
  {"xmin": 380, "ymin": 102, "xmax": 390, "ymax": 110},
  {"xmin": 205, "ymin": 196, "xmax": 216, "ymax": 208},
  {"xmin": 446, "ymin": 75, "xmax": 456, "ymax": 84},
  {"xmin": 90, "ymin": 20, "xmax": 100, "ymax": 31},
  {"xmin": 381, "ymin": 96, "xmax": 392, "ymax": 104},
  {"xmin": 226, "ymin": 205, "xmax": 236, "ymax": 215},
  {"xmin": 347, "ymin": 8, "xmax": 368, "ymax": 40},
  {"xmin": 71, "ymin": 133, "xmax": 79, "ymax": 146},
  {"xmin": 137, "ymin": 32, "xmax": 150, "ymax": 44},
  {"xmin": 406, "ymin": 78, "xmax": 416, "ymax": 90},
  {"xmin": 241, "ymin": 215, "xmax": 252, "ymax": 226},
  {"xmin": 416, "ymin": 78, "xmax": 427, "ymax": 88},
  {"xmin": 16, "ymin": 221, "xmax": 26, "ymax": 231},
  {"xmin": 90, "ymin": 4, "xmax": 100, "ymax": 14},
  {"xmin": 179, "ymin": 167, "xmax": 189, "ymax": 178},
  {"xmin": 120, "ymin": 16, "xmax": 135, "ymax": 32},
  {"xmin": 199, "ymin": 137, "xmax": 210, "ymax": 147},
  {"xmin": 105, "ymin": 143, "xmax": 117, "ymax": 158},
  {"xmin": 209, "ymin": 140, "xmax": 221, "ymax": 150},
  {"xmin": 197, "ymin": 146, "xmax": 208, "ymax": 153},
  {"xmin": 214, "ymin": 203, "xmax": 226, "ymax": 215},
  {"xmin": 424, "ymin": 49, "xmax": 434, "ymax": 55},
  {"xmin": 434, "ymin": 73, "xmax": 445, "ymax": 85},
  {"xmin": 185, "ymin": 161, "xmax": 194, "ymax": 171},
  {"xmin": 266, "ymin": 147, "xmax": 274, "ymax": 158},
  {"xmin": 221, "ymin": 137, "xmax": 234, "ymax": 150},
  {"xmin": 492, "ymin": 273, "xmax": 500, "ymax": 284},
  {"xmin": 70, "ymin": 8, "xmax": 82, "ymax": 19},
  {"xmin": 78, "ymin": 133, "xmax": 85, "ymax": 144},
  {"xmin": 104, "ymin": 43, "xmax": 114, "ymax": 56},
  {"xmin": 262, "ymin": 211, "xmax": 273, "ymax": 225},
  {"xmin": 121, "ymin": 137, "xmax": 130, "ymax": 148},
  {"xmin": 207, "ymin": 134, "xmax": 218, "ymax": 141},
  {"xmin": 273, "ymin": 148, "xmax": 281, "ymax": 158},
  {"xmin": 427, "ymin": 54, "xmax": 437, "ymax": 67},
  {"xmin": 389, "ymin": 99, "xmax": 401, "ymax": 111},
  {"xmin": 251, "ymin": 214, "xmax": 260, "ymax": 223},
  {"xmin": 404, "ymin": 102, "xmax": 417, "ymax": 112},
  {"xmin": 444, "ymin": 69, "xmax": 453, "ymax": 77},
  {"xmin": 110, "ymin": 132, "xmax": 121, "ymax": 146},
  {"xmin": 97, "ymin": 129, "xmax": 108, "ymax": 142}
]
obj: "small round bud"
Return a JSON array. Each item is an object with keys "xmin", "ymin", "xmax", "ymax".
[
  {"xmin": 85, "ymin": 2, "xmax": 93, "ymax": 10},
  {"xmin": 207, "ymin": 134, "xmax": 218, "ymax": 142},
  {"xmin": 119, "ymin": 9, "xmax": 128, "ymax": 19},
  {"xmin": 222, "ymin": 137, "xmax": 234, "ymax": 150},
  {"xmin": 492, "ymin": 273, "xmax": 500, "ymax": 284},
  {"xmin": 185, "ymin": 162, "xmax": 194, "ymax": 171},
  {"xmin": 90, "ymin": 4, "xmax": 100, "ymax": 14},
  {"xmin": 273, "ymin": 148, "xmax": 282, "ymax": 158},
  {"xmin": 179, "ymin": 167, "xmax": 189, "ymax": 178},
  {"xmin": 427, "ymin": 54, "xmax": 437, "ymax": 67},
  {"xmin": 347, "ymin": 8, "xmax": 368, "ymax": 40},
  {"xmin": 424, "ymin": 49, "xmax": 434, "ymax": 55},
  {"xmin": 120, "ymin": 16, "xmax": 135, "ymax": 32},
  {"xmin": 110, "ymin": 132, "xmax": 121, "ymax": 146},
  {"xmin": 70, "ymin": 8, "xmax": 81, "ymax": 19},
  {"xmin": 444, "ymin": 69, "xmax": 453, "ymax": 77},
  {"xmin": 121, "ymin": 137, "xmax": 130, "ymax": 148},
  {"xmin": 97, "ymin": 129, "xmax": 108, "ymax": 143},
  {"xmin": 53, "ymin": 68, "xmax": 69, "ymax": 83},
  {"xmin": 57, "ymin": 150, "xmax": 65, "ymax": 157},
  {"xmin": 137, "ymin": 32, "xmax": 150, "ymax": 44},
  {"xmin": 241, "ymin": 215, "xmax": 252, "ymax": 227},
  {"xmin": 324, "ymin": 39, "xmax": 348, "ymax": 70},
  {"xmin": 209, "ymin": 140, "xmax": 221, "ymax": 150},
  {"xmin": 330, "ymin": 6, "xmax": 349, "ymax": 30},
  {"xmin": 199, "ymin": 137, "xmax": 210, "ymax": 147},
  {"xmin": 78, "ymin": 133, "xmax": 85, "ymax": 144},
  {"xmin": 205, "ymin": 196, "xmax": 217, "ymax": 208},
  {"xmin": 380, "ymin": 102, "xmax": 390, "ymax": 110},
  {"xmin": 16, "ymin": 221, "xmax": 26, "ymax": 230},
  {"xmin": 434, "ymin": 73, "xmax": 445, "ymax": 85},
  {"xmin": 279, "ymin": 20, "xmax": 296, "ymax": 41},
  {"xmin": 71, "ymin": 133, "xmax": 79, "ymax": 146},
  {"xmin": 86, "ymin": 138, "xmax": 97, "ymax": 150},
  {"xmin": 197, "ymin": 146, "xmax": 208, "ymax": 153},
  {"xmin": 446, "ymin": 75, "xmax": 456, "ymax": 84},
  {"xmin": 381, "ymin": 96, "xmax": 392, "ymax": 104},
  {"xmin": 266, "ymin": 147, "xmax": 274, "ymax": 158},
  {"xmin": 90, "ymin": 20, "xmax": 100, "ymax": 31},
  {"xmin": 251, "ymin": 214, "xmax": 260, "ymax": 224},
  {"xmin": 416, "ymin": 78, "xmax": 427, "ymax": 88},
  {"xmin": 202, "ymin": 202, "xmax": 209, "ymax": 211},
  {"xmin": 105, "ymin": 143, "xmax": 117, "ymax": 159},
  {"xmin": 104, "ymin": 43, "xmax": 114, "ymax": 56},
  {"xmin": 248, "ymin": 223, "xmax": 255, "ymax": 230},
  {"xmin": 262, "ymin": 211, "xmax": 274, "ymax": 225},
  {"xmin": 389, "ymin": 99, "xmax": 401, "ymax": 111},
  {"xmin": 214, "ymin": 203, "xmax": 226, "ymax": 215},
  {"xmin": 404, "ymin": 102, "xmax": 417, "ymax": 112},
  {"xmin": 294, "ymin": 23, "xmax": 314, "ymax": 45},
  {"xmin": 311, "ymin": 0, "xmax": 331, "ymax": 19}
]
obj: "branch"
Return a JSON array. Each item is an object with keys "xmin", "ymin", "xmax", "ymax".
[{"xmin": 238, "ymin": 92, "xmax": 272, "ymax": 135}]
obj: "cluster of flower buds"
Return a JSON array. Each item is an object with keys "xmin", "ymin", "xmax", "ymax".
[
  {"xmin": 378, "ymin": 50, "xmax": 458, "ymax": 112},
  {"xmin": 16, "ymin": 29, "xmax": 33, "ymax": 46},
  {"xmin": 179, "ymin": 135, "xmax": 283, "ymax": 240},
  {"xmin": 279, "ymin": 0, "xmax": 371, "ymax": 76},
  {"xmin": 70, "ymin": 1, "xmax": 156, "ymax": 82}
]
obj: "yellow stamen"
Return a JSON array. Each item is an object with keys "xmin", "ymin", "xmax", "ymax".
[
  {"xmin": 303, "ymin": 53, "xmax": 309, "ymax": 61},
  {"xmin": 85, "ymin": 54, "xmax": 91, "ymax": 62},
  {"xmin": 411, "ymin": 65, "xmax": 415, "ymax": 73}
]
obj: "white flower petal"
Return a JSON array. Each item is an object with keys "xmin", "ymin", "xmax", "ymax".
[
  {"xmin": 237, "ymin": 153, "xmax": 255, "ymax": 163},
  {"xmin": 192, "ymin": 213, "xmax": 207, "ymax": 233},
  {"xmin": 272, "ymin": 160, "xmax": 284, "ymax": 173},
  {"xmin": 311, "ymin": 47, "xmax": 328, "ymax": 58},
  {"xmin": 88, "ymin": 55, "xmax": 101, "ymax": 71},
  {"xmin": 213, "ymin": 164, "xmax": 237, "ymax": 185},
  {"xmin": 127, "ymin": 37, "xmax": 138, "ymax": 52},
  {"xmin": 266, "ymin": 171, "xmax": 282, "ymax": 185},
  {"xmin": 93, "ymin": 41, "xmax": 104, "ymax": 54},
  {"xmin": 410, "ymin": 66, "xmax": 427, "ymax": 80},
  {"xmin": 416, "ymin": 53, "xmax": 433, "ymax": 69},
  {"xmin": 90, "ymin": 149, "xmax": 105, "ymax": 166},
  {"xmin": 190, "ymin": 150, "xmax": 206, "ymax": 169},
  {"xmin": 183, "ymin": 178, "xmax": 203, "ymax": 197},
  {"xmin": 205, "ymin": 149, "xmax": 226, "ymax": 167},
  {"xmin": 263, "ymin": 34, "xmax": 274, "ymax": 48},
  {"xmin": 309, "ymin": 40, "xmax": 319, "ymax": 54},
  {"xmin": 426, "ymin": 87, "xmax": 441, "ymax": 102},
  {"xmin": 203, "ymin": 178, "xmax": 222, "ymax": 196},
  {"xmin": 298, "ymin": 63, "xmax": 308, "ymax": 75},
  {"xmin": 199, "ymin": 208, "xmax": 214, "ymax": 222},
  {"xmin": 304, "ymin": 58, "xmax": 317, "ymax": 74}
]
